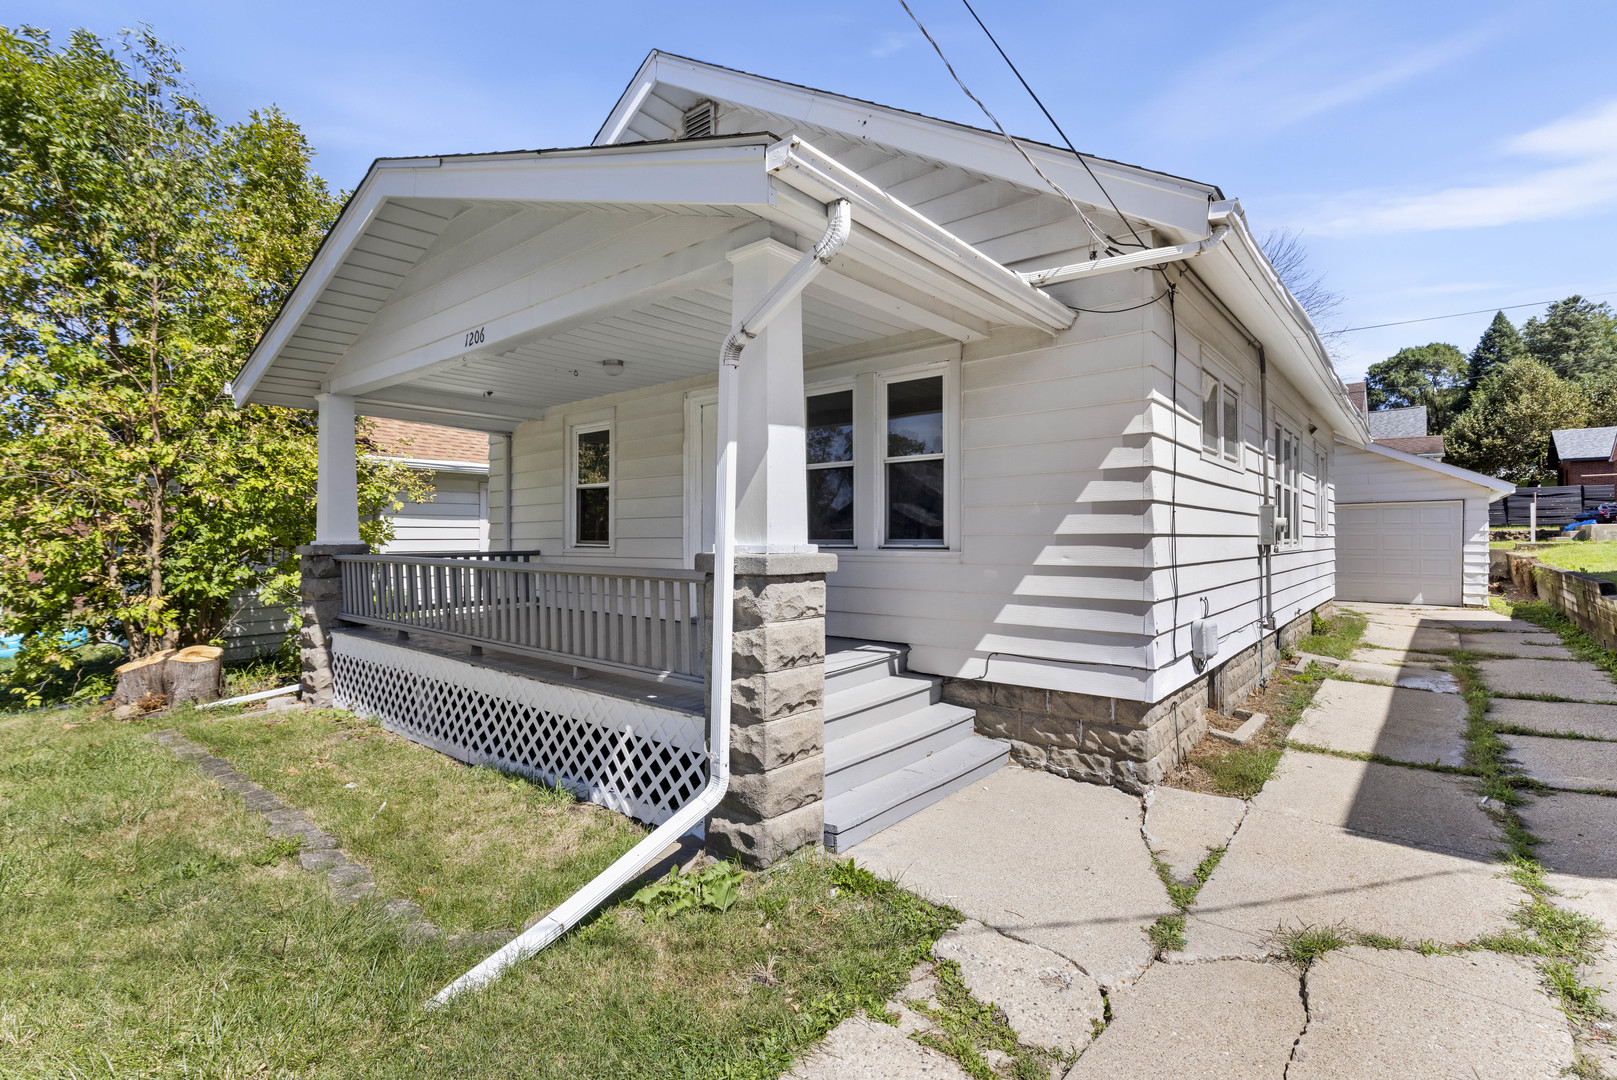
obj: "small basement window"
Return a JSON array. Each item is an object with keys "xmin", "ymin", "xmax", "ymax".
[{"xmin": 681, "ymin": 101, "xmax": 716, "ymax": 139}]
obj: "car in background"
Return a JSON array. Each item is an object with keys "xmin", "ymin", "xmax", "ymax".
[{"xmin": 1597, "ymin": 503, "xmax": 1617, "ymax": 524}]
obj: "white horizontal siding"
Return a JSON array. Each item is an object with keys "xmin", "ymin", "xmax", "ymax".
[
  {"xmin": 1334, "ymin": 442, "xmax": 1494, "ymax": 607},
  {"xmin": 382, "ymin": 470, "xmax": 487, "ymax": 554},
  {"xmin": 221, "ymin": 586, "xmax": 294, "ymax": 663}
]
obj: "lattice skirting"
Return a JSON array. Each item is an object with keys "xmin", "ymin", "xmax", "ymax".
[{"xmin": 331, "ymin": 632, "xmax": 706, "ymax": 825}]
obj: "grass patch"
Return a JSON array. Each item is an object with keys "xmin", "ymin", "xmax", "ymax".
[
  {"xmin": 1146, "ymin": 914, "xmax": 1187, "ymax": 954},
  {"xmin": 1353, "ymin": 931, "xmax": 1405, "ymax": 950},
  {"xmin": 1295, "ymin": 610, "xmax": 1368, "ymax": 660},
  {"xmin": 1534, "ymin": 540, "xmax": 1617, "ymax": 586},
  {"xmin": 1505, "ymin": 600, "xmax": 1617, "ymax": 684},
  {"xmin": 1145, "ymin": 846, "xmax": 1226, "ymax": 955},
  {"xmin": 0, "ymin": 703, "xmax": 957, "ymax": 1079},
  {"xmin": 1269, "ymin": 923, "xmax": 1350, "ymax": 967},
  {"xmin": 909, "ymin": 959, "xmax": 1072, "ymax": 1080},
  {"xmin": 1166, "ymin": 664, "xmax": 1333, "ymax": 800}
]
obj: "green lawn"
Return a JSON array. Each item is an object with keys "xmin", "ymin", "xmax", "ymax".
[
  {"xmin": 0, "ymin": 703, "xmax": 955, "ymax": 1079},
  {"xmin": 1533, "ymin": 540, "xmax": 1617, "ymax": 585}
]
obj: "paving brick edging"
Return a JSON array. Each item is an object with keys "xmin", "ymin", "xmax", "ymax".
[{"xmin": 147, "ymin": 728, "xmax": 515, "ymax": 951}]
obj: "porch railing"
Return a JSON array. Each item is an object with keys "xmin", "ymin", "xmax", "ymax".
[
  {"xmin": 334, "ymin": 554, "xmax": 709, "ymax": 686},
  {"xmin": 406, "ymin": 549, "xmax": 546, "ymax": 563}
]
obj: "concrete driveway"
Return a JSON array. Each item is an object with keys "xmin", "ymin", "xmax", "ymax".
[{"xmin": 787, "ymin": 601, "xmax": 1617, "ymax": 1079}]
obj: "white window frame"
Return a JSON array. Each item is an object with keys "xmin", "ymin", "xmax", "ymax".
[
  {"xmin": 565, "ymin": 412, "xmax": 614, "ymax": 552},
  {"xmin": 1273, "ymin": 419, "xmax": 1302, "ymax": 548},
  {"xmin": 1200, "ymin": 365, "xmax": 1245, "ymax": 471},
  {"xmin": 876, "ymin": 364, "xmax": 954, "ymax": 550},
  {"xmin": 806, "ymin": 381, "xmax": 857, "ymax": 548}
]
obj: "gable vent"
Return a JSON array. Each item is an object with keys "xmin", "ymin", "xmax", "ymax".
[{"xmin": 681, "ymin": 100, "xmax": 716, "ymax": 139}]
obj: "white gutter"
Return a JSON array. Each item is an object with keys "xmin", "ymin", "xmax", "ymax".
[
  {"xmin": 426, "ymin": 198, "xmax": 853, "ymax": 1008},
  {"xmin": 1018, "ymin": 202, "xmax": 1236, "ymax": 287}
]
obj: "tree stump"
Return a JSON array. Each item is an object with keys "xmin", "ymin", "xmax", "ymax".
[
  {"xmin": 165, "ymin": 645, "xmax": 224, "ymax": 705},
  {"xmin": 113, "ymin": 650, "xmax": 175, "ymax": 706}
]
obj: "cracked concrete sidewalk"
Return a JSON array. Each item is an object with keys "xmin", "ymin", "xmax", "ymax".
[{"xmin": 791, "ymin": 601, "xmax": 1609, "ymax": 1078}]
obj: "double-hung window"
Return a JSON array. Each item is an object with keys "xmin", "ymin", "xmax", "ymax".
[
  {"xmin": 571, "ymin": 423, "xmax": 611, "ymax": 547},
  {"xmin": 1201, "ymin": 372, "xmax": 1242, "ymax": 466},
  {"xmin": 806, "ymin": 389, "xmax": 855, "ymax": 545},
  {"xmin": 883, "ymin": 374, "xmax": 946, "ymax": 546},
  {"xmin": 1274, "ymin": 423, "xmax": 1301, "ymax": 546}
]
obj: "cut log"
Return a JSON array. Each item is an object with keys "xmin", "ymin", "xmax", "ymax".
[
  {"xmin": 113, "ymin": 650, "xmax": 175, "ymax": 706},
  {"xmin": 164, "ymin": 645, "xmax": 224, "ymax": 705}
]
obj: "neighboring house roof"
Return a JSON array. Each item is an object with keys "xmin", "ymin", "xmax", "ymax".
[
  {"xmin": 1343, "ymin": 438, "xmax": 1514, "ymax": 499},
  {"xmin": 1375, "ymin": 435, "xmax": 1445, "ymax": 457},
  {"xmin": 1367, "ymin": 406, "xmax": 1428, "ymax": 439},
  {"xmin": 366, "ymin": 418, "xmax": 489, "ymax": 471},
  {"xmin": 1551, "ymin": 426, "xmax": 1617, "ymax": 461}
]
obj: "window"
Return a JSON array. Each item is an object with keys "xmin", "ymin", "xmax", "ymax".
[
  {"xmin": 1201, "ymin": 372, "xmax": 1242, "ymax": 465},
  {"xmin": 806, "ymin": 390, "xmax": 855, "ymax": 545},
  {"xmin": 572, "ymin": 424, "xmax": 611, "ymax": 547},
  {"xmin": 883, "ymin": 375, "xmax": 945, "ymax": 546},
  {"xmin": 1315, "ymin": 444, "xmax": 1331, "ymax": 535},
  {"xmin": 1274, "ymin": 423, "xmax": 1301, "ymax": 546}
]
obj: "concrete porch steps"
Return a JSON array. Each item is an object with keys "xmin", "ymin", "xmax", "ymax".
[{"xmin": 821, "ymin": 637, "xmax": 1007, "ymax": 852}]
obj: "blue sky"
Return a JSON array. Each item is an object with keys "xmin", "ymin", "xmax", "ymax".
[{"xmin": 15, "ymin": 0, "xmax": 1617, "ymax": 380}]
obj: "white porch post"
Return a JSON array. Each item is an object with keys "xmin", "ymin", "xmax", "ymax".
[
  {"xmin": 727, "ymin": 240, "xmax": 813, "ymax": 554},
  {"xmin": 314, "ymin": 392, "xmax": 362, "ymax": 545}
]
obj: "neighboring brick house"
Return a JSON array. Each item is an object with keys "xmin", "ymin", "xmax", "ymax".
[
  {"xmin": 1551, "ymin": 426, "xmax": 1617, "ymax": 486},
  {"xmin": 1345, "ymin": 381, "xmax": 1445, "ymax": 459}
]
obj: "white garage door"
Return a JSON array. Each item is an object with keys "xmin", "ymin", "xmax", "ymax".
[{"xmin": 1337, "ymin": 500, "xmax": 1463, "ymax": 606}]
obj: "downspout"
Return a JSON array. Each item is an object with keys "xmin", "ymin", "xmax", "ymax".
[
  {"xmin": 1258, "ymin": 345, "xmax": 1273, "ymax": 683},
  {"xmin": 426, "ymin": 198, "xmax": 853, "ymax": 1007},
  {"xmin": 1019, "ymin": 208, "xmax": 1235, "ymax": 288}
]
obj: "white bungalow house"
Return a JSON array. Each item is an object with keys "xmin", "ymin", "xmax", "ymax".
[{"xmin": 231, "ymin": 52, "xmax": 1378, "ymax": 868}]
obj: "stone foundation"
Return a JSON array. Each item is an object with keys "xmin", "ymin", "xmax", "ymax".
[
  {"xmin": 943, "ymin": 608, "xmax": 1318, "ymax": 794},
  {"xmin": 297, "ymin": 543, "xmax": 366, "ymax": 707},
  {"xmin": 699, "ymin": 552, "xmax": 836, "ymax": 868}
]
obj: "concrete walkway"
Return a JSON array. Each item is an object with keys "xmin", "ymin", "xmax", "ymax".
[{"xmin": 787, "ymin": 601, "xmax": 1617, "ymax": 1077}]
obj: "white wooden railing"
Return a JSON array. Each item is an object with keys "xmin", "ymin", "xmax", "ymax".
[{"xmin": 335, "ymin": 554, "xmax": 709, "ymax": 686}]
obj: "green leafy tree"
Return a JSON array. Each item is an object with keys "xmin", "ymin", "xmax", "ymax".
[
  {"xmin": 0, "ymin": 26, "xmax": 423, "ymax": 701},
  {"xmin": 1581, "ymin": 368, "xmax": 1617, "ymax": 428},
  {"xmin": 1462, "ymin": 311, "xmax": 1525, "ymax": 408},
  {"xmin": 1521, "ymin": 295, "xmax": 1617, "ymax": 379},
  {"xmin": 1365, "ymin": 342, "xmax": 1467, "ymax": 432},
  {"xmin": 1444, "ymin": 358, "xmax": 1589, "ymax": 485}
]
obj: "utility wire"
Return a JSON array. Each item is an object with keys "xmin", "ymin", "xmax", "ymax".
[
  {"xmin": 899, "ymin": 0, "xmax": 1114, "ymax": 255},
  {"xmin": 957, "ymin": 0, "xmax": 1148, "ymax": 251},
  {"xmin": 1342, "ymin": 290, "xmax": 1617, "ymax": 333}
]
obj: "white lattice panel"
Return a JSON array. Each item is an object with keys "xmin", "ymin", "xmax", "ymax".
[{"xmin": 331, "ymin": 632, "xmax": 707, "ymax": 825}]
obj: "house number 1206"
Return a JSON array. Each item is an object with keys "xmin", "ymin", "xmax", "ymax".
[{"xmin": 464, "ymin": 326, "xmax": 485, "ymax": 348}]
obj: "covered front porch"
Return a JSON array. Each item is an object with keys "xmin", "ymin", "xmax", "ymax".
[{"xmin": 234, "ymin": 132, "xmax": 1069, "ymax": 864}]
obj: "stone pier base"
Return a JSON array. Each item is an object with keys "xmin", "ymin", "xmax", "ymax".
[
  {"xmin": 944, "ymin": 608, "xmax": 1318, "ymax": 793},
  {"xmin": 699, "ymin": 552, "xmax": 836, "ymax": 868},
  {"xmin": 297, "ymin": 543, "xmax": 367, "ymax": 707}
]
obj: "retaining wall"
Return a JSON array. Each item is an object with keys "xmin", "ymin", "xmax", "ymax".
[{"xmin": 1505, "ymin": 551, "xmax": 1617, "ymax": 653}]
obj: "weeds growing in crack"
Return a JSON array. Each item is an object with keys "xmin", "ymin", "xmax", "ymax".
[
  {"xmin": 1445, "ymin": 650, "xmax": 1541, "ymax": 860},
  {"xmin": 1283, "ymin": 739, "xmax": 1477, "ymax": 776},
  {"xmin": 1145, "ymin": 847, "xmax": 1226, "ymax": 954},
  {"xmin": 1352, "ymin": 931, "xmax": 1405, "ymax": 950},
  {"xmin": 1270, "ymin": 923, "xmax": 1350, "ymax": 967},
  {"xmin": 907, "ymin": 959, "xmax": 1075, "ymax": 1080},
  {"xmin": 1494, "ymin": 724, "xmax": 1617, "ymax": 744},
  {"xmin": 1504, "ymin": 600, "xmax": 1617, "ymax": 684}
]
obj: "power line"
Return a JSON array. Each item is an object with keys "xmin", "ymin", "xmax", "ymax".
[
  {"xmin": 898, "ymin": 0, "xmax": 1114, "ymax": 254},
  {"xmin": 957, "ymin": 0, "xmax": 1147, "ymax": 250},
  {"xmin": 1342, "ymin": 290, "xmax": 1617, "ymax": 333}
]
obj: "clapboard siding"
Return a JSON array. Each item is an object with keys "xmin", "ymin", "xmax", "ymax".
[
  {"xmin": 1334, "ymin": 442, "xmax": 1495, "ymax": 606},
  {"xmin": 220, "ymin": 586, "xmax": 295, "ymax": 663},
  {"xmin": 382, "ymin": 471, "xmax": 487, "ymax": 554}
]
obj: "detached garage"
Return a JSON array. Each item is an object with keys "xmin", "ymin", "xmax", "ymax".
[{"xmin": 1333, "ymin": 440, "xmax": 1512, "ymax": 607}]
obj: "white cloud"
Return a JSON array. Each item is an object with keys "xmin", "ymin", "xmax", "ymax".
[{"xmin": 1314, "ymin": 99, "xmax": 1617, "ymax": 234}]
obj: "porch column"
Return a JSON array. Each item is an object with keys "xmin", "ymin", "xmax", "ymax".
[
  {"xmin": 704, "ymin": 240, "xmax": 831, "ymax": 867},
  {"xmin": 728, "ymin": 240, "xmax": 812, "ymax": 554},
  {"xmin": 302, "ymin": 392, "xmax": 366, "ymax": 708},
  {"xmin": 314, "ymin": 392, "xmax": 362, "ymax": 545}
]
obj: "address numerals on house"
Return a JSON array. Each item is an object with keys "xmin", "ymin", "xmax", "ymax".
[{"xmin": 464, "ymin": 326, "xmax": 486, "ymax": 348}]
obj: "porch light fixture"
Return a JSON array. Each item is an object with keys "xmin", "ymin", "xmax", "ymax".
[{"xmin": 601, "ymin": 359, "xmax": 625, "ymax": 376}]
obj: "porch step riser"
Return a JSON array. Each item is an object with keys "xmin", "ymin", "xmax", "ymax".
[
  {"xmin": 826, "ymin": 713, "xmax": 977, "ymax": 799},
  {"xmin": 825, "ymin": 678, "xmax": 941, "ymax": 740},
  {"xmin": 823, "ymin": 736, "xmax": 1009, "ymax": 853},
  {"xmin": 824, "ymin": 640, "xmax": 909, "ymax": 696}
]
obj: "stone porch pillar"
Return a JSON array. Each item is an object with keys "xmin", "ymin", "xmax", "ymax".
[
  {"xmin": 297, "ymin": 543, "xmax": 366, "ymax": 707},
  {"xmin": 700, "ymin": 552, "xmax": 837, "ymax": 867}
]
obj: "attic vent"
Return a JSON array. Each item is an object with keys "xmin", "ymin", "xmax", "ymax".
[{"xmin": 681, "ymin": 100, "xmax": 716, "ymax": 139}]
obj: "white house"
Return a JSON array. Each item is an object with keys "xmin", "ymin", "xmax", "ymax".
[{"xmin": 232, "ymin": 52, "xmax": 1384, "ymax": 869}]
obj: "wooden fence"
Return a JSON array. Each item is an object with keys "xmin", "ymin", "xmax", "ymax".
[{"xmin": 1489, "ymin": 485, "xmax": 1616, "ymax": 527}]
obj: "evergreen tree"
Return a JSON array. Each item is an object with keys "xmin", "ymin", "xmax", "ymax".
[
  {"xmin": 1462, "ymin": 311, "xmax": 1525, "ymax": 408},
  {"xmin": 1445, "ymin": 358, "xmax": 1589, "ymax": 484},
  {"xmin": 1521, "ymin": 295, "xmax": 1617, "ymax": 378}
]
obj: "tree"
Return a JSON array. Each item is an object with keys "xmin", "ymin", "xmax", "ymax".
[
  {"xmin": 1521, "ymin": 295, "xmax": 1617, "ymax": 379},
  {"xmin": 1262, "ymin": 227, "xmax": 1344, "ymax": 343},
  {"xmin": 1444, "ymin": 358, "xmax": 1589, "ymax": 485},
  {"xmin": 1462, "ymin": 311, "xmax": 1525, "ymax": 409},
  {"xmin": 0, "ymin": 26, "xmax": 422, "ymax": 700},
  {"xmin": 1365, "ymin": 342, "xmax": 1467, "ymax": 432},
  {"xmin": 1582, "ymin": 368, "xmax": 1617, "ymax": 428}
]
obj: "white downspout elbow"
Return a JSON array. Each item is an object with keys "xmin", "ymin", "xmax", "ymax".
[
  {"xmin": 1019, "ymin": 200, "xmax": 1239, "ymax": 289},
  {"xmin": 426, "ymin": 198, "xmax": 852, "ymax": 1008}
]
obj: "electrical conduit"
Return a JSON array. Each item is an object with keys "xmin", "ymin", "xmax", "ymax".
[{"xmin": 426, "ymin": 198, "xmax": 853, "ymax": 1007}]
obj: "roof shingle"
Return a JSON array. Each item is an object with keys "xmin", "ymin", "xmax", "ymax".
[{"xmin": 1552, "ymin": 427, "xmax": 1617, "ymax": 462}]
